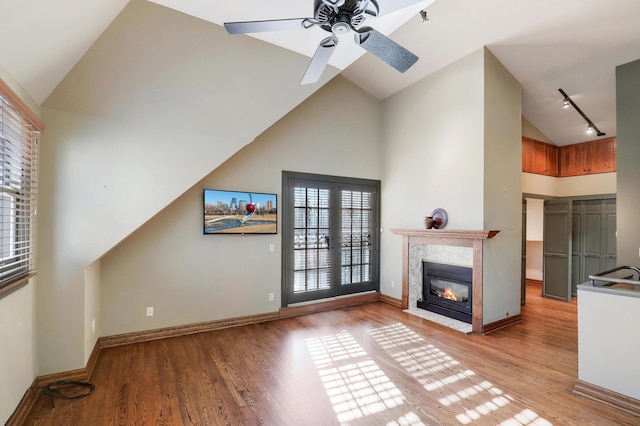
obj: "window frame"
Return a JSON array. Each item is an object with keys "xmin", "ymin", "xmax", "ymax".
[
  {"xmin": 281, "ymin": 171, "xmax": 380, "ymax": 306},
  {"xmin": 0, "ymin": 79, "xmax": 42, "ymax": 298}
]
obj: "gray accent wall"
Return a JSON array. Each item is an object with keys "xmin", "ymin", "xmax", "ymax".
[{"xmin": 616, "ymin": 58, "xmax": 640, "ymax": 266}]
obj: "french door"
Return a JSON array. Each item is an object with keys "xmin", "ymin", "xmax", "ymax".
[{"xmin": 282, "ymin": 172, "xmax": 380, "ymax": 305}]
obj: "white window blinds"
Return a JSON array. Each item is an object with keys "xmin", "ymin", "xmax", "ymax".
[{"xmin": 0, "ymin": 94, "xmax": 38, "ymax": 293}]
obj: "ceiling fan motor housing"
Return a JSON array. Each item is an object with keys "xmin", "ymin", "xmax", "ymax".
[{"xmin": 315, "ymin": 0, "xmax": 377, "ymax": 34}]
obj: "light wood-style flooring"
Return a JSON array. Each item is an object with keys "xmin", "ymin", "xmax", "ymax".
[{"xmin": 23, "ymin": 284, "xmax": 638, "ymax": 425}]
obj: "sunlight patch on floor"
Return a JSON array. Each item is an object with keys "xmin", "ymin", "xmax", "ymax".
[
  {"xmin": 306, "ymin": 330, "xmax": 420, "ymax": 423},
  {"xmin": 387, "ymin": 410, "xmax": 427, "ymax": 426},
  {"xmin": 306, "ymin": 330, "xmax": 367, "ymax": 368},
  {"xmin": 368, "ymin": 323, "xmax": 552, "ymax": 425},
  {"xmin": 497, "ymin": 409, "xmax": 553, "ymax": 426},
  {"xmin": 318, "ymin": 359, "xmax": 404, "ymax": 422}
]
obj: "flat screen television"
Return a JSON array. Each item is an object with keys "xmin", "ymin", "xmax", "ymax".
[{"xmin": 203, "ymin": 189, "xmax": 277, "ymax": 234}]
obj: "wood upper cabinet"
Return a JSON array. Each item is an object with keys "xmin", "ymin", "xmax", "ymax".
[
  {"xmin": 559, "ymin": 143, "xmax": 587, "ymax": 176},
  {"xmin": 545, "ymin": 143, "xmax": 559, "ymax": 176},
  {"xmin": 522, "ymin": 137, "xmax": 533, "ymax": 171},
  {"xmin": 522, "ymin": 137, "xmax": 559, "ymax": 176},
  {"xmin": 559, "ymin": 137, "xmax": 616, "ymax": 176},
  {"xmin": 587, "ymin": 138, "xmax": 616, "ymax": 174}
]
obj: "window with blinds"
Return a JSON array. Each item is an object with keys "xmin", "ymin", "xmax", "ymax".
[
  {"xmin": 0, "ymin": 94, "xmax": 38, "ymax": 295},
  {"xmin": 283, "ymin": 172, "xmax": 379, "ymax": 305}
]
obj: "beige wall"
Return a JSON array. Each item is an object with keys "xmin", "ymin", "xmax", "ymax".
[
  {"xmin": 100, "ymin": 76, "xmax": 382, "ymax": 335},
  {"xmin": 482, "ymin": 49, "xmax": 522, "ymax": 324},
  {"xmin": 380, "ymin": 49, "xmax": 485, "ymax": 298},
  {"xmin": 0, "ymin": 69, "xmax": 38, "ymax": 425},
  {"xmin": 379, "ymin": 48, "xmax": 523, "ymax": 324},
  {"xmin": 0, "ymin": 281, "xmax": 36, "ymax": 424},
  {"xmin": 522, "ymin": 117, "xmax": 551, "ymax": 143},
  {"xmin": 0, "ymin": 64, "xmax": 40, "ymax": 117},
  {"xmin": 2, "ymin": 0, "xmax": 637, "ymax": 420},
  {"xmin": 84, "ymin": 261, "xmax": 101, "ymax": 364},
  {"xmin": 37, "ymin": 0, "xmax": 335, "ymax": 374}
]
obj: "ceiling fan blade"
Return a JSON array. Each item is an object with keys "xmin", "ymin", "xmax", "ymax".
[
  {"xmin": 224, "ymin": 18, "xmax": 309, "ymax": 34},
  {"xmin": 355, "ymin": 27, "xmax": 418, "ymax": 73},
  {"xmin": 378, "ymin": 0, "xmax": 429, "ymax": 17},
  {"xmin": 300, "ymin": 36, "xmax": 338, "ymax": 85}
]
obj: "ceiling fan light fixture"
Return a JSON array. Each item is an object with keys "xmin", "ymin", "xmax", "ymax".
[
  {"xmin": 562, "ymin": 98, "xmax": 570, "ymax": 108},
  {"xmin": 331, "ymin": 16, "xmax": 352, "ymax": 34}
]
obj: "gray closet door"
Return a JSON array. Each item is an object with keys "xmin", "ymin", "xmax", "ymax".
[
  {"xmin": 571, "ymin": 203, "xmax": 582, "ymax": 296},
  {"xmin": 603, "ymin": 199, "xmax": 617, "ymax": 271},
  {"xmin": 543, "ymin": 199, "xmax": 572, "ymax": 301},
  {"xmin": 583, "ymin": 201, "xmax": 605, "ymax": 286},
  {"xmin": 571, "ymin": 199, "xmax": 617, "ymax": 293}
]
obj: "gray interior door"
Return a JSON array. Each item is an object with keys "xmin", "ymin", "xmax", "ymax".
[{"xmin": 543, "ymin": 199, "xmax": 572, "ymax": 301}]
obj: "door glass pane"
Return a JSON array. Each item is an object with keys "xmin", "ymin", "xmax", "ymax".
[
  {"xmin": 341, "ymin": 190, "xmax": 373, "ymax": 286},
  {"xmin": 292, "ymin": 186, "xmax": 331, "ymax": 294}
]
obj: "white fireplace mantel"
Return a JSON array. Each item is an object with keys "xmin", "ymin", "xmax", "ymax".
[{"xmin": 391, "ymin": 229, "xmax": 499, "ymax": 333}]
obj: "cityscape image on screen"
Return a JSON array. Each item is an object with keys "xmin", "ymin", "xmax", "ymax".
[{"xmin": 203, "ymin": 189, "xmax": 277, "ymax": 234}]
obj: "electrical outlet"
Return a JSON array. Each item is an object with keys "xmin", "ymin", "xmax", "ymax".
[
  {"xmin": 269, "ymin": 292, "xmax": 274, "ymax": 301},
  {"xmin": 146, "ymin": 306, "xmax": 154, "ymax": 317},
  {"xmin": 91, "ymin": 318, "xmax": 96, "ymax": 335},
  {"xmin": 269, "ymin": 243, "xmax": 275, "ymax": 252},
  {"xmin": 391, "ymin": 281, "xmax": 395, "ymax": 288}
]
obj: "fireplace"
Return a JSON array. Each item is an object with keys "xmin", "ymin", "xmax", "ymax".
[{"xmin": 417, "ymin": 261, "xmax": 472, "ymax": 324}]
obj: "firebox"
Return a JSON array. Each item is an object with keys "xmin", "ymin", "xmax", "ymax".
[{"xmin": 417, "ymin": 261, "xmax": 472, "ymax": 324}]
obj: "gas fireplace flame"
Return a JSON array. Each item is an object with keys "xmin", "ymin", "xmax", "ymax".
[{"xmin": 442, "ymin": 287, "xmax": 458, "ymax": 301}]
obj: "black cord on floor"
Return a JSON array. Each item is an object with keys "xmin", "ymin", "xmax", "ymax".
[{"xmin": 40, "ymin": 380, "xmax": 95, "ymax": 412}]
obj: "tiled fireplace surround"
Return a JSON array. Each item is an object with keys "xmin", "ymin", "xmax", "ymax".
[{"xmin": 391, "ymin": 229, "xmax": 499, "ymax": 333}]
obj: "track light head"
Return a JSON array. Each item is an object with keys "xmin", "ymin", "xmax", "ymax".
[{"xmin": 558, "ymin": 88, "xmax": 605, "ymax": 137}]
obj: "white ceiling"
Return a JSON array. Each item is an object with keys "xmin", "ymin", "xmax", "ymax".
[{"xmin": 2, "ymin": 0, "xmax": 640, "ymax": 146}]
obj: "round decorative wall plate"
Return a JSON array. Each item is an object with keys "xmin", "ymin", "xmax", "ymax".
[{"xmin": 431, "ymin": 208, "xmax": 448, "ymax": 229}]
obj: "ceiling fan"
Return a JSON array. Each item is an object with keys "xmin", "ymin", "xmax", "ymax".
[{"xmin": 224, "ymin": 0, "xmax": 424, "ymax": 84}]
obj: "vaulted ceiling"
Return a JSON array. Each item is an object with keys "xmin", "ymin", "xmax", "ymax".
[{"xmin": 2, "ymin": 0, "xmax": 639, "ymax": 146}]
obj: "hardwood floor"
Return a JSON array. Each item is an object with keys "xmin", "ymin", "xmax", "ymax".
[{"xmin": 23, "ymin": 285, "xmax": 638, "ymax": 425}]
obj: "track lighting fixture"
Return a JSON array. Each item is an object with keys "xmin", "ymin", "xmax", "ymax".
[
  {"xmin": 558, "ymin": 88, "xmax": 605, "ymax": 137},
  {"xmin": 420, "ymin": 10, "xmax": 428, "ymax": 22}
]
